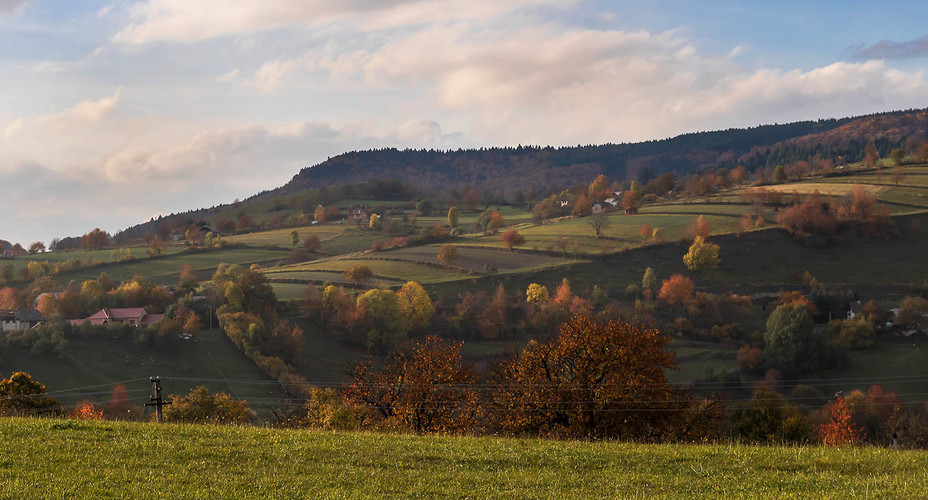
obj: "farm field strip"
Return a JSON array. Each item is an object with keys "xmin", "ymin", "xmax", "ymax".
[{"xmin": 2, "ymin": 418, "xmax": 927, "ymax": 499}]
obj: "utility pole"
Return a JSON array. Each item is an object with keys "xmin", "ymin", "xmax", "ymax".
[{"xmin": 145, "ymin": 376, "xmax": 171, "ymax": 423}]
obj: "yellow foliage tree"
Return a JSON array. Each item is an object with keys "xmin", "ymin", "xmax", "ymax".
[{"xmin": 683, "ymin": 236, "xmax": 720, "ymax": 271}]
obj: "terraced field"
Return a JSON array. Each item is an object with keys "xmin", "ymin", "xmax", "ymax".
[
  {"xmin": 1, "ymin": 245, "xmax": 185, "ymax": 274},
  {"xmin": 51, "ymin": 247, "xmax": 290, "ymax": 285},
  {"xmin": 225, "ymin": 226, "xmax": 344, "ymax": 247},
  {"xmin": 265, "ymin": 258, "xmax": 467, "ymax": 285},
  {"xmin": 382, "ymin": 245, "xmax": 576, "ymax": 272}
]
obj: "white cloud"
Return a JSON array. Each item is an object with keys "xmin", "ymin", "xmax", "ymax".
[
  {"xmin": 291, "ymin": 24, "xmax": 928, "ymax": 144},
  {"xmin": 216, "ymin": 68, "xmax": 240, "ymax": 83},
  {"xmin": 112, "ymin": 0, "xmax": 574, "ymax": 45},
  {"xmin": 0, "ymin": 0, "xmax": 30, "ymax": 14},
  {"xmin": 0, "ymin": 91, "xmax": 462, "ymax": 244}
]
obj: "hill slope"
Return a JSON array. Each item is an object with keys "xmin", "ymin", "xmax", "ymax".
[{"xmin": 2, "ymin": 418, "xmax": 926, "ymax": 498}]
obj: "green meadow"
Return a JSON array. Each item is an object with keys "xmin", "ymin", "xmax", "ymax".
[{"xmin": 0, "ymin": 418, "xmax": 925, "ymax": 499}]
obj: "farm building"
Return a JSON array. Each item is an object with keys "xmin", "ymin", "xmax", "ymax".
[
  {"xmin": 348, "ymin": 205, "xmax": 370, "ymax": 222},
  {"xmin": 68, "ymin": 308, "xmax": 165, "ymax": 327},
  {"xmin": 0, "ymin": 309, "xmax": 45, "ymax": 331}
]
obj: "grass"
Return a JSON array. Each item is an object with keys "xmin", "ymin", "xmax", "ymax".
[
  {"xmin": 0, "ymin": 329, "xmax": 287, "ymax": 413},
  {"xmin": 1, "ymin": 418, "xmax": 926, "ymax": 498},
  {"xmin": 266, "ymin": 258, "xmax": 467, "ymax": 285},
  {"xmin": 383, "ymin": 245, "xmax": 576, "ymax": 272},
  {"xmin": 50, "ymin": 247, "xmax": 290, "ymax": 285},
  {"xmin": 225, "ymin": 226, "xmax": 344, "ymax": 247},
  {"xmin": 0, "ymin": 246, "xmax": 185, "ymax": 274}
]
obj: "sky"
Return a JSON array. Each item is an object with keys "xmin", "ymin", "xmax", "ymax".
[{"xmin": 3, "ymin": 0, "xmax": 928, "ymax": 246}]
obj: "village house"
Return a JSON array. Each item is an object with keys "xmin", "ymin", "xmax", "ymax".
[
  {"xmin": 347, "ymin": 205, "xmax": 370, "ymax": 222},
  {"xmin": 68, "ymin": 308, "xmax": 165, "ymax": 327},
  {"xmin": 0, "ymin": 309, "xmax": 45, "ymax": 331}
]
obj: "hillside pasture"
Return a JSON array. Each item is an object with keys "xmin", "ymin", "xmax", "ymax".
[
  {"xmin": 225, "ymin": 226, "xmax": 344, "ymax": 247},
  {"xmin": 0, "ymin": 329, "xmax": 287, "ymax": 411},
  {"xmin": 0, "ymin": 246, "xmax": 185, "ymax": 275},
  {"xmin": 2, "ymin": 419, "xmax": 926, "ymax": 498},
  {"xmin": 457, "ymin": 203, "xmax": 767, "ymax": 255},
  {"xmin": 381, "ymin": 245, "xmax": 576, "ymax": 273},
  {"xmin": 265, "ymin": 258, "xmax": 466, "ymax": 285},
  {"xmin": 50, "ymin": 248, "xmax": 289, "ymax": 285}
]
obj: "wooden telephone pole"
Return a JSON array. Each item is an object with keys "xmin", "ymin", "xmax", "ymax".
[{"xmin": 145, "ymin": 376, "xmax": 171, "ymax": 423}]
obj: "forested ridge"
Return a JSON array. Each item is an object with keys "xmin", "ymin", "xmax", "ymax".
[{"xmin": 265, "ymin": 108, "xmax": 926, "ymax": 198}]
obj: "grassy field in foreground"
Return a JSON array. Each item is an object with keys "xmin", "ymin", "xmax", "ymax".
[{"xmin": 1, "ymin": 418, "xmax": 926, "ymax": 499}]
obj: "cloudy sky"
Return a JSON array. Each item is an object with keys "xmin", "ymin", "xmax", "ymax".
[{"xmin": 3, "ymin": 0, "xmax": 928, "ymax": 245}]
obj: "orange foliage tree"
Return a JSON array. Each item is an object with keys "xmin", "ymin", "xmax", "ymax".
[
  {"xmin": 776, "ymin": 191, "xmax": 838, "ymax": 246},
  {"xmin": 72, "ymin": 401, "xmax": 104, "ymax": 420},
  {"xmin": 500, "ymin": 229, "xmax": 525, "ymax": 250},
  {"xmin": 487, "ymin": 316, "xmax": 685, "ymax": 439},
  {"xmin": 342, "ymin": 336, "xmax": 478, "ymax": 433},
  {"xmin": 818, "ymin": 397, "xmax": 862, "ymax": 446},
  {"xmin": 659, "ymin": 274, "xmax": 694, "ymax": 306}
]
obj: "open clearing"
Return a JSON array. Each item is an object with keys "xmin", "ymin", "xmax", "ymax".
[
  {"xmin": 1, "ymin": 418, "xmax": 925, "ymax": 499},
  {"xmin": 381, "ymin": 245, "xmax": 576, "ymax": 272},
  {"xmin": 226, "ymin": 226, "xmax": 344, "ymax": 247},
  {"xmin": 49, "ymin": 248, "xmax": 289, "ymax": 285}
]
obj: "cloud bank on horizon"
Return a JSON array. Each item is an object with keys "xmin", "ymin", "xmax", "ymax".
[{"xmin": 2, "ymin": 0, "xmax": 928, "ymax": 245}]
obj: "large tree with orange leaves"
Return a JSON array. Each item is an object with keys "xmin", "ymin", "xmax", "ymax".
[
  {"xmin": 487, "ymin": 315, "xmax": 680, "ymax": 439},
  {"xmin": 343, "ymin": 336, "xmax": 478, "ymax": 433}
]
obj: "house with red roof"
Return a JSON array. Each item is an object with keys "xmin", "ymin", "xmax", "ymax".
[{"xmin": 68, "ymin": 308, "xmax": 165, "ymax": 327}]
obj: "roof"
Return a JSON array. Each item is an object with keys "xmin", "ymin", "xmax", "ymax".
[
  {"xmin": 0, "ymin": 309, "xmax": 45, "ymax": 323},
  {"xmin": 80, "ymin": 308, "xmax": 151, "ymax": 326}
]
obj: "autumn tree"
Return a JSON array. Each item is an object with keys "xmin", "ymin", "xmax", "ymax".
[
  {"xmin": 683, "ymin": 236, "xmax": 720, "ymax": 272},
  {"xmin": 0, "ymin": 372, "xmax": 60, "ymax": 416},
  {"xmin": 835, "ymin": 185, "xmax": 895, "ymax": 239},
  {"xmin": 589, "ymin": 212, "xmax": 609, "ymax": 239},
  {"xmin": 891, "ymin": 166, "xmax": 906, "ymax": 186},
  {"xmin": 763, "ymin": 303, "xmax": 837, "ymax": 373},
  {"xmin": 217, "ymin": 218, "xmax": 236, "ymax": 235},
  {"xmin": 639, "ymin": 223, "xmax": 653, "ymax": 243},
  {"xmin": 487, "ymin": 316, "xmax": 683, "ymax": 439},
  {"xmin": 343, "ymin": 336, "xmax": 478, "ymax": 433},
  {"xmin": 290, "ymin": 230, "xmax": 300, "ymax": 247},
  {"xmin": 889, "ymin": 148, "xmax": 905, "ymax": 166},
  {"xmin": 164, "ymin": 386, "xmax": 252, "ymax": 425},
  {"xmin": 81, "ymin": 228, "xmax": 109, "ymax": 250},
  {"xmin": 369, "ymin": 213, "xmax": 382, "ymax": 231},
  {"xmin": 818, "ymin": 397, "xmax": 862, "ymax": 446},
  {"xmin": 487, "ymin": 210, "xmax": 505, "ymax": 233},
  {"xmin": 416, "ymin": 199, "xmax": 433, "ymax": 216},
  {"xmin": 588, "ymin": 174, "xmax": 610, "ymax": 199},
  {"xmin": 642, "ymin": 267, "xmax": 658, "ymax": 294},
  {"xmin": 304, "ymin": 235, "xmax": 321, "ymax": 252},
  {"xmin": 500, "ymin": 229, "xmax": 525, "ymax": 250},
  {"xmin": 864, "ymin": 141, "xmax": 880, "ymax": 169},
  {"xmin": 344, "ymin": 265, "xmax": 373, "ymax": 287},
  {"xmin": 28, "ymin": 242, "xmax": 45, "ymax": 254},
  {"xmin": 526, "ymin": 283, "xmax": 550, "ymax": 306},
  {"xmin": 691, "ymin": 215, "xmax": 711, "ymax": 239},
  {"xmin": 896, "ymin": 296, "xmax": 928, "ymax": 335},
  {"xmin": 238, "ymin": 213, "xmax": 254, "ymax": 231},
  {"xmin": 437, "ymin": 244, "xmax": 458, "ymax": 266},
  {"xmin": 777, "ymin": 191, "xmax": 838, "ymax": 246},
  {"xmin": 659, "ymin": 274, "xmax": 694, "ymax": 306},
  {"xmin": 731, "ymin": 388, "xmax": 813, "ymax": 443},
  {"xmin": 0, "ymin": 287, "xmax": 23, "ymax": 309},
  {"xmin": 355, "ymin": 289, "xmax": 407, "ymax": 350},
  {"xmin": 622, "ymin": 190, "xmax": 640, "ymax": 213},
  {"xmin": 314, "ymin": 204, "xmax": 327, "ymax": 223},
  {"xmin": 447, "ymin": 206, "xmax": 459, "ymax": 229},
  {"xmin": 397, "ymin": 281, "xmax": 434, "ymax": 332},
  {"xmin": 773, "ymin": 165, "xmax": 788, "ymax": 183}
]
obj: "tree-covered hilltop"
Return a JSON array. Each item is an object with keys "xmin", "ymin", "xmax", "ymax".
[{"xmin": 267, "ymin": 108, "xmax": 927, "ymax": 198}]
